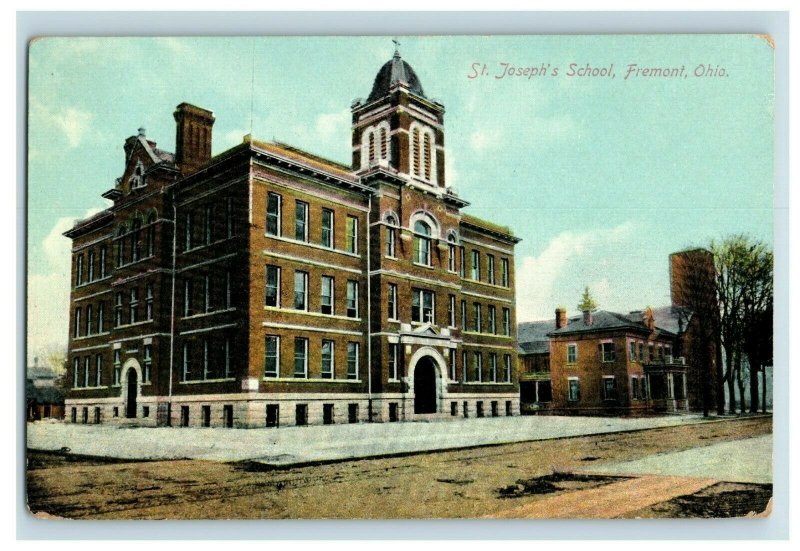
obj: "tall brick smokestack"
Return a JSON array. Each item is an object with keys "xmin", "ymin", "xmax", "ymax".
[
  {"xmin": 174, "ymin": 103, "xmax": 215, "ymax": 173},
  {"xmin": 555, "ymin": 308, "xmax": 567, "ymax": 329}
]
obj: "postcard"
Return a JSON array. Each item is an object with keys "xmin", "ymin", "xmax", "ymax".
[{"xmin": 26, "ymin": 34, "xmax": 774, "ymax": 520}]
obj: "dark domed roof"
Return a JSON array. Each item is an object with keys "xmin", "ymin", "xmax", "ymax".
[{"xmin": 367, "ymin": 51, "xmax": 426, "ymax": 102}]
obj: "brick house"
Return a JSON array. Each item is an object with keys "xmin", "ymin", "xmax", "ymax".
[{"xmin": 63, "ymin": 50, "xmax": 521, "ymax": 428}]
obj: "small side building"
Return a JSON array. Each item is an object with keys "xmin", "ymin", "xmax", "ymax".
[{"xmin": 26, "ymin": 358, "xmax": 66, "ymax": 421}]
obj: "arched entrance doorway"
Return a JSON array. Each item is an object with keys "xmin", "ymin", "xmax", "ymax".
[
  {"xmin": 414, "ymin": 356, "xmax": 439, "ymax": 414},
  {"xmin": 125, "ymin": 368, "xmax": 138, "ymax": 418}
]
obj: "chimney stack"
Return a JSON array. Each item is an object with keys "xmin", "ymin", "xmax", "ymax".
[
  {"xmin": 583, "ymin": 309, "xmax": 593, "ymax": 325},
  {"xmin": 555, "ymin": 308, "xmax": 567, "ymax": 329},
  {"xmin": 174, "ymin": 103, "xmax": 215, "ymax": 173}
]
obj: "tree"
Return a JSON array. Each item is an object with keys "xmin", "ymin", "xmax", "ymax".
[
  {"xmin": 711, "ymin": 235, "xmax": 773, "ymax": 414},
  {"xmin": 577, "ymin": 287, "xmax": 597, "ymax": 311}
]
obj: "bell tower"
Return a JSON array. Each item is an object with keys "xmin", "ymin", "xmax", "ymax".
[{"xmin": 351, "ymin": 44, "xmax": 447, "ymax": 190}]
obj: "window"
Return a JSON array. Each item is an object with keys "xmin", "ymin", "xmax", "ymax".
[
  {"xmin": 131, "ymin": 218, "xmax": 141, "ymax": 262},
  {"xmin": 473, "ymin": 352, "xmax": 483, "ymax": 382},
  {"xmin": 471, "ymin": 250, "xmax": 480, "ymax": 281},
  {"xmin": 489, "ymin": 353, "xmax": 498, "ymax": 382},
  {"xmin": 487, "ymin": 255, "xmax": 496, "ymax": 284},
  {"xmin": 264, "ymin": 335, "xmax": 279, "ymax": 378},
  {"xmin": 114, "ymin": 293, "xmax": 123, "ymax": 327},
  {"xmin": 658, "ymin": 344, "xmax": 665, "ymax": 361},
  {"xmin": 97, "ymin": 302, "xmax": 104, "ymax": 333},
  {"xmin": 74, "ymin": 307, "xmax": 81, "ymax": 338},
  {"xmin": 461, "ymin": 300, "xmax": 467, "ymax": 330},
  {"xmin": 265, "ymin": 265, "xmax": 280, "ymax": 307},
  {"xmin": 184, "ymin": 211, "xmax": 193, "ymax": 251},
  {"xmin": 323, "ymin": 403, "xmax": 335, "ymax": 425},
  {"xmin": 321, "ymin": 276, "xmax": 334, "ymax": 315},
  {"xmin": 295, "ymin": 404, "xmax": 308, "ymax": 426},
  {"xmin": 146, "ymin": 213, "xmax": 156, "ymax": 256},
  {"xmin": 412, "ymin": 289, "xmax": 435, "ymax": 324},
  {"xmin": 321, "ymin": 340, "xmax": 334, "ymax": 379},
  {"xmin": 414, "ymin": 221, "xmax": 431, "ymax": 265},
  {"xmin": 567, "ymin": 343, "xmax": 577, "ymax": 364},
  {"xmin": 665, "ymin": 345, "xmax": 673, "ymax": 359},
  {"xmin": 411, "ymin": 127, "xmax": 421, "ymax": 176},
  {"xmin": 113, "ymin": 349, "xmax": 121, "ymax": 386},
  {"xmin": 295, "ymin": 200, "xmax": 308, "ymax": 241},
  {"xmin": 183, "ymin": 279, "xmax": 193, "ymax": 317},
  {"xmin": 225, "ymin": 270, "xmax": 232, "ymax": 309},
  {"xmin": 72, "ymin": 358, "xmax": 79, "ymax": 388},
  {"xmin": 603, "ymin": 377, "xmax": 617, "ymax": 400},
  {"xmin": 473, "ymin": 303, "xmax": 482, "ymax": 332},
  {"xmin": 224, "ymin": 336, "xmax": 232, "ymax": 378},
  {"xmin": 629, "ymin": 341, "xmax": 637, "ymax": 361},
  {"xmin": 347, "ymin": 342, "xmax": 359, "ymax": 380},
  {"xmin": 266, "ymin": 404, "xmax": 279, "ymax": 428},
  {"xmin": 83, "ymin": 357, "xmax": 90, "ymax": 387},
  {"xmin": 387, "ymin": 283, "xmax": 398, "ymax": 320},
  {"xmin": 182, "ymin": 342, "xmax": 192, "ymax": 381},
  {"xmin": 639, "ymin": 342, "xmax": 645, "ymax": 362},
  {"xmin": 294, "ymin": 271, "xmax": 308, "ymax": 310},
  {"xmin": 145, "ymin": 284, "xmax": 153, "ymax": 320},
  {"xmin": 459, "ymin": 246, "xmax": 466, "ymax": 277},
  {"xmin": 488, "ymin": 305, "xmax": 497, "ymax": 334},
  {"xmin": 348, "ymin": 403, "xmax": 359, "ymax": 424},
  {"xmin": 648, "ymin": 343, "xmax": 655, "ymax": 362},
  {"xmin": 202, "ymin": 339, "xmax": 209, "ymax": 379},
  {"xmin": 85, "ymin": 305, "xmax": 93, "ymax": 335},
  {"xmin": 389, "ymin": 343, "xmax": 398, "ymax": 380},
  {"xmin": 99, "ymin": 245, "xmax": 106, "ymax": 278},
  {"xmin": 346, "ymin": 280, "xmax": 358, "ymax": 318},
  {"xmin": 225, "ymin": 197, "xmax": 234, "ymax": 239},
  {"xmin": 115, "ymin": 228, "xmax": 125, "ymax": 267},
  {"xmin": 294, "ymin": 338, "xmax": 308, "ymax": 378},
  {"xmin": 88, "ymin": 250, "xmax": 95, "ymax": 282},
  {"xmin": 266, "ymin": 192, "xmax": 281, "ymax": 236},
  {"xmin": 385, "ymin": 217, "xmax": 397, "ymax": 257},
  {"xmin": 449, "ymin": 352, "xmax": 456, "ymax": 381},
  {"xmin": 462, "ymin": 351, "xmax": 468, "ymax": 383},
  {"xmin": 203, "ymin": 205, "xmax": 213, "ymax": 245},
  {"xmin": 501, "ymin": 258, "xmax": 509, "ymax": 287},
  {"xmin": 601, "ymin": 342, "xmax": 616, "ymax": 363},
  {"xmin": 346, "ymin": 216, "xmax": 358, "ymax": 253},
  {"xmin": 504, "ymin": 354, "xmax": 512, "ymax": 383},
  {"xmin": 321, "ymin": 208, "xmax": 334, "ymax": 248},
  {"xmin": 448, "ymin": 294, "xmax": 456, "ymax": 327},
  {"xmin": 447, "ymin": 235, "xmax": 457, "ymax": 272},
  {"xmin": 129, "ymin": 288, "xmax": 138, "ymax": 324},
  {"xmin": 631, "ymin": 376, "xmax": 640, "ymax": 400},
  {"xmin": 95, "ymin": 355, "xmax": 102, "ymax": 386},
  {"xmin": 568, "ymin": 378, "xmax": 580, "ymax": 401},
  {"xmin": 143, "ymin": 345, "xmax": 151, "ymax": 383},
  {"xmin": 76, "ymin": 254, "xmax": 83, "ymax": 286},
  {"xmin": 503, "ymin": 308, "xmax": 511, "ymax": 336}
]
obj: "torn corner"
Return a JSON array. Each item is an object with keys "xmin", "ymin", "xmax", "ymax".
[{"xmin": 754, "ymin": 34, "xmax": 776, "ymax": 49}]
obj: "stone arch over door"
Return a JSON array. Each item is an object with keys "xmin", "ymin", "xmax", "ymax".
[
  {"xmin": 407, "ymin": 346, "xmax": 448, "ymax": 414},
  {"xmin": 121, "ymin": 358, "xmax": 142, "ymax": 419}
]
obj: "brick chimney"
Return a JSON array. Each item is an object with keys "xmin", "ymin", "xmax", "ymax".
[
  {"xmin": 174, "ymin": 103, "xmax": 215, "ymax": 173},
  {"xmin": 583, "ymin": 309, "xmax": 593, "ymax": 325},
  {"xmin": 555, "ymin": 308, "xmax": 567, "ymax": 329}
]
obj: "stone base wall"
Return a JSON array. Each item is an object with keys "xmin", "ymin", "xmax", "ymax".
[{"xmin": 64, "ymin": 392, "xmax": 521, "ymax": 428}]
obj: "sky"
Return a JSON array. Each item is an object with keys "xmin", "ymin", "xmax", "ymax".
[{"xmin": 26, "ymin": 35, "xmax": 774, "ymax": 360}]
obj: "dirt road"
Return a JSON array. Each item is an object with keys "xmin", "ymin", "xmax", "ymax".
[{"xmin": 26, "ymin": 416, "xmax": 771, "ymax": 519}]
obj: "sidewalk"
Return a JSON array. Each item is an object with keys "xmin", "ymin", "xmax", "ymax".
[{"xmin": 26, "ymin": 414, "xmax": 723, "ymax": 466}]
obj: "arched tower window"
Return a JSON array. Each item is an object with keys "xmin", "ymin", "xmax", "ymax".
[
  {"xmin": 368, "ymin": 131, "xmax": 376, "ymax": 164},
  {"xmin": 385, "ymin": 213, "xmax": 398, "ymax": 258},
  {"xmin": 409, "ymin": 123, "xmax": 436, "ymax": 184},
  {"xmin": 414, "ymin": 220, "xmax": 432, "ymax": 266},
  {"xmin": 380, "ymin": 127, "xmax": 388, "ymax": 160},
  {"xmin": 447, "ymin": 233, "xmax": 458, "ymax": 272},
  {"xmin": 412, "ymin": 128, "xmax": 421, "ymax": 177},
  {"xmin": 423, "ymin": 133, "xmax": 432, "ymax": 180}
]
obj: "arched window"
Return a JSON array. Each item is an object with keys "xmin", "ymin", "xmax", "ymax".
[
  {"xmin": 447, "ymin": 233, "xmax": 458, "ymax": 272},
  {"xmin": 368, "ymin": 131, "xmax": 376, "ymax": 164},
  {"xmin": 412, "ymin": 128, "xmax": 421, "ymax": 177},
  {"xmin": 130, "ymin": 217, "xmax": 141, "ymax": 262},
  {"xmin": 423, "ymin": 133, "xmax": 432, "ymax": 180},
  {"xmin": 146, "ymin": 212, "xmax": 156, "ymax": 257},
  {"xmin": 385, "ymin": 214, "xmax": 397, "ymax": 258},
  {"xmin": 414, "ymin": 220, "xmax": 431, "ymax": 266},
  {"xmin": 115, "ymin": 226, "xmax": 126, "ymax": 267},
  {"xmin": 380, "ymin": 127, "xmax": 388, "ymax": 160}
]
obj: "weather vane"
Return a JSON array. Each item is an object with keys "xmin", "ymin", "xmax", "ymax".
[{"xmin": 392, "ymin": 37, "xmax": 400, "ymax": 56}]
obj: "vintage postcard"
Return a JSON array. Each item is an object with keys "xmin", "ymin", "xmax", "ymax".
[{"xmin": 26, "ymin": 34, "xmax": 774, "ymax": 520}]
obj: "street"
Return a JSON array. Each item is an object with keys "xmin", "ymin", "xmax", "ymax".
[{"xmin": 26, "ymin": 416, "xmax": 771, "ymax": 519}]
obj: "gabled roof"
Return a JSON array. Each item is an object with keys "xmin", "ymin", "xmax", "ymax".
[{"xmin": 517, "ymin": 320, "xmax": 553, "ymax": 354}]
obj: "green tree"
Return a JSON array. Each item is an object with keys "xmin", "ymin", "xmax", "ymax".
[{"xmin": 577, "ymin": 286, "xmax": 597, "ymax": 311}]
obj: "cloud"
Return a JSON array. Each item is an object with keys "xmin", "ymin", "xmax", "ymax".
[
  {"xmin": 315, "ymin": 109, "xmax": 351, "ymax": 141},
  {"xmin": 31, "ymin": 100, "xmax": 94, "ymax": 148},
  {"xmin": 469, "ymin": 128, "xmax": 502, "ymax": 152},
  {"xmin": 28, "ymin": 207, "xmax": 106, "ymax": 359},
  {"xmin": 516, "ymin": 221, "xmax": 637, "ymax": 321}
]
